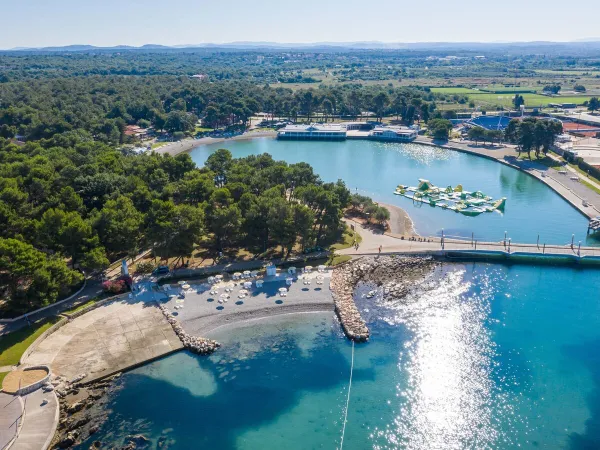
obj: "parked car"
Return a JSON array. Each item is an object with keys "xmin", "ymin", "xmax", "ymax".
[{"xmin": 152, "ymin": 265, "xmax": 170, "ymax": 275}]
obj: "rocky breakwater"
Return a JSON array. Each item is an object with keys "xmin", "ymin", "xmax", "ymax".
[
  {"xmin": 158, "ymin": 304, "xmax": 220, "ymax": 355},
  {"xmin": 331, "ymin": 255, "xmax": 437, "ymax": 342},
  {"xmin": 49, "ymin": 373, "xmax": 121, "ymax": 449}
]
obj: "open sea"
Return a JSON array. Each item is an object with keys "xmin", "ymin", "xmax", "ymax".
[{"xmin": 78, "ymin": 140, "xmax": 600, "ymax": 449}]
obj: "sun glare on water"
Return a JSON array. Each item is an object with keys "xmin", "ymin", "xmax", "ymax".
[{"xmin": 369, "ymin": 269, "xmax": 520, "ymax": 449}]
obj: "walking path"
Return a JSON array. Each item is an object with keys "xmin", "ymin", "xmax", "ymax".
[
  {"xmin": 10, "ymin": 389, "xmax": 58, "ymax": 450},
  {"xmin": 340, "ymin": 219, "xmax": 600, "ymax": 259},
  {"xmin": 0, "ymin": 280, "xmax": 103, "ymax": 337},
  {"xmin": 0, "ymin": 392, "xmax": 22, "ymax": 450},
  {"xmin": 416, "ymin": 137, "xmax": 600, "ymax": 218}
]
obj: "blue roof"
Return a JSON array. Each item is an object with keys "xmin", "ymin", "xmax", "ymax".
[{"xmin": 468, "ymin": 116, "xmax": 511, "ymax": 131}]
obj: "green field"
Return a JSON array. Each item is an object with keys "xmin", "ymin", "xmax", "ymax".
[
  {"xmin": 467, "ymin": 93, "xmax": 593, "ymax": 108},
  {"xmin": 430, "ymin": 87, "xmax": 481, "ymax": 94}
]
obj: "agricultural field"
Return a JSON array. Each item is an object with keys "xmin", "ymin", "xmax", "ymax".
[{"xmin": 430, "ymin": 87, "xmax": 482, "ymax": 94}]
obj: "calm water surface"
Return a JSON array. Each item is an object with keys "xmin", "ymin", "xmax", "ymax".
[
  {"xmin": 189, "ymin": 139, "xmax": 598, "ymax": 245},
  {"xmin": 79, "ymin": 264, "xmax": 600, "ymax": 450}
]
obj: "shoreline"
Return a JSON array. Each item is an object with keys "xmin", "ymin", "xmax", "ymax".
[
  {"xmin": 378, "ymin": 201, "xmax": 417, "ymax": 236},
  {"xmin": 156, "ymin": 130, "xmax": 599, "ymax": 223},
  {"xmin": 153, "ymin": 130, "xmax": 277, "ymax": 156}
]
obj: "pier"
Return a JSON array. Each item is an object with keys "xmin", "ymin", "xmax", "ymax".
[{"xmin": 588, "ymin": 218, "xmax": 600, "ymax": 235}]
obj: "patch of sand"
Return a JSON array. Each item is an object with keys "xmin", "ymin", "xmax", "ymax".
[
  {"xmin": 378, "ymin": 202, "xmax": 416, "ymax": 235},
  {"xmin": 2, "ymin": 368, "xmax": 48, "ymax": 393}
]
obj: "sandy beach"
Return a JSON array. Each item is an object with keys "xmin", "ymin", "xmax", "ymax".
[
  {"xmin": 153, "ymin": 130, "xmax": 277, "ymax": 156},
  {"xmin": 378, "ymin": 201, "xmax": 416, "ymax": 236}
]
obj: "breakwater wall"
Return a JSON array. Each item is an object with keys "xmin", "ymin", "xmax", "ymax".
[{"xmin": 331, "ymin": 256, "xmax": 436, "ymax": 342}]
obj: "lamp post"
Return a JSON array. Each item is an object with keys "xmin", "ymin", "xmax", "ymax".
[{"xmin": 504, "ymin": 231, "xmax": 507, "ymax": 248}]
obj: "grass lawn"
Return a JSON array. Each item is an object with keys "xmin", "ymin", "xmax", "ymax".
[
  {"xmin": 62, "ymin": 297, "xmax": 100, "ymax": 316},
  {"xmin": 330, "ymin": 226, "xmax": 362, "ymax": 251},
  {"xmin": 0, "ymin": 317, "xmax": 62, "ymax": 367},
  {"xmin": 194, "ymin": 126, "xmax": 213, "ymax": 133},
  {"xmin": 0, "ymin": 371, "xmax": 8, "ymax": 385},
  {"xmin": 467, "ymin": 93, "xmax": 593, "ymax": 108},
  {"xmin": 327, "ymin": 254, "xmax": 352, "ymax": 266}
]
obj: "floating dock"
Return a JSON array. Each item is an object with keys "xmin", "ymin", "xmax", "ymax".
[{"xmin": 394, "ymin": 179, "xmax": 506, "ymax": 217}]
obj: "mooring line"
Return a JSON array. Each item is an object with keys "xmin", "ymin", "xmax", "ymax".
[{"xmin": 339, "ymin": 339, "xmax": 355, "ymax": 450}]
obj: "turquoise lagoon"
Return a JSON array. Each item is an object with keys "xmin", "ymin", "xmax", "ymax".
[
  {"xmin": 79, "ymin": 264, "xmax": 600, "ymax": 449},
  {"xmin": 77, "ymin": 140, "xmax": 600, "ymax": 449},
  {"xmin": 189, "ymin": 139, "xmax": 598, "ymax": 245}
]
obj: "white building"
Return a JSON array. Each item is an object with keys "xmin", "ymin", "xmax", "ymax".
[
  {"xmin": 369, "ymin": 126, "xmax": 418, "ymax": 142},
  {"xmin": 277, "ymin": 124, "xmax": 346, "ymax": 140}
]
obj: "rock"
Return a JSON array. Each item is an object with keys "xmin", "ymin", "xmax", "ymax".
[
  {"xmin": 69, "ymin": 373, "xmax": 87, "ymax": 384},
  {"xmin": 89, "ymin": 441, "xmax": 102, "ymax": 449},
  {"xmin": 68, "ymin": 415, "xmax": 91, "ymax": 431},
  {"xmin": 125, "ymin": 434, "xmax": 151, "ymax": 448},
  {"xmin": 58, "ymin": 431, "xmax": 79, "ymax": 448},
  {"xmin": 67, "ymin": 401, "xmax": 85, "ymax": 414},
  {"xmin": 88, "ymin": 425, "xmax": 99, "ymax": 436}
]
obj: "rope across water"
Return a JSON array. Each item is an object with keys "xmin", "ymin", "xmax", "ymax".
[{"xmin": 339, "ymin": 340, "xmax": 355, "ymax": 450}]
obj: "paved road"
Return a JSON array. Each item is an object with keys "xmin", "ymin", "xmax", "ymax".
[
  {"xmin": 416, "ymin": 137, "xmax": 600, "ymax": 219},
  {"xmin": 0, "ymin": 280, "xmax": 103, "ymax": 337}
]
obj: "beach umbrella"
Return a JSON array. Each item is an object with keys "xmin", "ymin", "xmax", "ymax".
[
  {"xmin": 304, "ymin": 265, "xmax": 313, "ymax": 272},
  {"xmin": 182, "ymin": 284, "xmax": 190, "ymax": 290},
  {"xmin": 243, "ymin": 270, "xmax": 251, "ymax": 277},
  {"xmin": 288, "ymin": 266, "xmax": 297, "ymax": 274},
  {"xmin": 239, "ymin": 289, "xmax": 249, "ymax": 295},
  {"xmin": 279, "ymin": 287, "xmax": 288, "ymax": 294},
  {"xmin": 178, "ymin": 280, "xmax": 187, "ymax": 285},
  {"xmin": 233, "ymin": 272, "xmax": 242, "ymax": 280},
  {"xmin": 215, "ymin": 274, "xmax": 224, "ymax": 281},
  {"xmin": 243, "ymin": 281, "xmax": 252, "ymax": 289},
  {"xmin": 256, "ymin": 280, "xmax": 264, "ymax": 287}
]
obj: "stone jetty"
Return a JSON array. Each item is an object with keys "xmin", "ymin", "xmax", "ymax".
[
  {"xmin": 158, "ymin": 304, "xmax": 221, "ymax": 355},
  {"xmin": 331, "ymin": 256, "xmax": 436, "ymax": 342}
]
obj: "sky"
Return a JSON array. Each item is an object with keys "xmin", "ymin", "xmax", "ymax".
[{"xmin": 1, "ymin": 0, "xmax": 599, "ymax": 49}]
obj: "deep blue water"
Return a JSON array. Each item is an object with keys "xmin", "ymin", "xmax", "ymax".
[
  {"xmin": 189, "ymin": 139, "xmax": 598, "ymax": 246},
  {"xmin": 79, "ymin": 264, "xmax": 600, "ymax": 450}
]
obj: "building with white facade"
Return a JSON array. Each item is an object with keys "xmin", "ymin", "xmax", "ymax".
[{"xmin": 277, "ymin": 124, "xmax": 346, "ymax": 140}]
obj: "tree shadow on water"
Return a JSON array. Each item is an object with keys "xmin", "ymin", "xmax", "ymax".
[
  {"xmin": 82, "ymin": 336, "xmax": 374, "ymax": 449},
  {"xmin": 566, "ymin": 338, "xmax": 600, "ymax": 450}
]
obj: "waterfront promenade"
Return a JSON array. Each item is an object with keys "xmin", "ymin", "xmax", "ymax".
[
  {"xmin": 415, "ymin": 136, "xmax": 600, "ymax": 219},
  {"xmin": 341, "ymin": 218, "xmax": 600, "ymax": 259}
]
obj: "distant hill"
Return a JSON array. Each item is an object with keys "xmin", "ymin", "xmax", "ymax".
[{"xmin": 6, "ymin": 40, "xmax": 600, "ymax": 53}]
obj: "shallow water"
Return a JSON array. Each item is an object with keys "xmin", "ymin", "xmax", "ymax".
[
  {"xmin": 78, "ymin": 263, "xmax": 600, "ymax": 450},
  {"xmin": 189, "ymin": 139, "xmax": 598, "ymax": 246}
]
